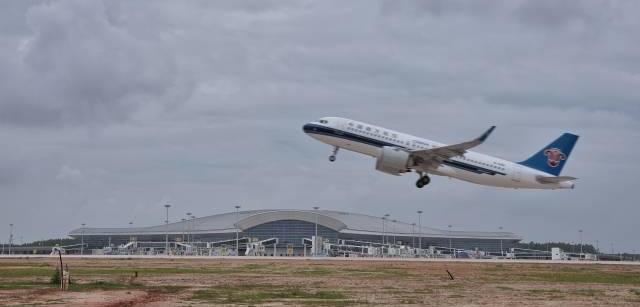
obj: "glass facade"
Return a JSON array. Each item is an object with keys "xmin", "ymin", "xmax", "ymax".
[{"xmin": 245, "ymin": 220, "xmax": 337, "ymax": 247}]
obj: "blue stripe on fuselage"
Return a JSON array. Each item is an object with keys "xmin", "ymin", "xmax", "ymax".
[{"xmin": 303, "ymin": 123, "xmax": 505, "ymax": 176}]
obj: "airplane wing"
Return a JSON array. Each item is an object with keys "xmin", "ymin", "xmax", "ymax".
[
  {"xmin": 410, "ymin": 126, "xmax": 496, "ymax": 170},
  {"xmin": 535, "ymin": 176, "xmax": 577, "ymax": 184}
]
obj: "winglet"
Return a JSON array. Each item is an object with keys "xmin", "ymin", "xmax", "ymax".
[{"xmin": 477, "ymin": 126, "xmax": 496, "ymax": 143}]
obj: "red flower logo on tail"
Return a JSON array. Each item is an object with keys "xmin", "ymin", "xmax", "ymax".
[{"xmin": 544, "ymin": 148, "xmax": 566, "ymax": 168}]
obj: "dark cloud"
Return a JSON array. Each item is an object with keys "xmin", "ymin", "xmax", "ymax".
[
  {"xmin": 515, "ymin": 0, "xmax": 601, "ymax": 28},
  {"xmin": 0, "ymin": 1, "xmax": 638, "ymax": 252},
  {"xmin": 0, "ymin": 0, "xmax": 194, "ymax": 127}
]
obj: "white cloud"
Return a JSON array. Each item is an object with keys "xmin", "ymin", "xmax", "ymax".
[{"xmin": 55, "ymin": 165, "xmax": 83, "ymax": 182}]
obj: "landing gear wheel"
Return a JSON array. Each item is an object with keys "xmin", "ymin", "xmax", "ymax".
[
  {"xmin": 416, "ymin": 175, "xmax": 431, "ymax": 188},
  {"xmin": 328, "ymin": 146, "xmax": 339, "ymax": 162}
]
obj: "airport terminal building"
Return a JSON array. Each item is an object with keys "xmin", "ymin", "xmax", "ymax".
[{"xmin": 69, "ymin": 209, "xmax": 521, "ymax": 256}]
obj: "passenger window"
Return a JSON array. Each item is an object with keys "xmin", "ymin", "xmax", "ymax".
[
  {"xmin": 366, "ymin": 127, "xmax": 371, "ymax": 131},
  {"xmin": 357, "ymin": 125, "xmax": 363, "ymax": 129}
]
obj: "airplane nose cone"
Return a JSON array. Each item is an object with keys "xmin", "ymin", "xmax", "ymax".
[{"xmin": 302, "ymin": 123, "xmax": 314, "ymax": 133}]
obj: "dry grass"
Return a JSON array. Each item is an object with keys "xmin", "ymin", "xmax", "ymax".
[{"xmin": 0, "ymin": 258, "xmax": 639, "ymax": 306}]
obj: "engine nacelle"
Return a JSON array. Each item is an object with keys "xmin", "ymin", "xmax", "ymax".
[{"xmin": 375, "ymin": 146, "xmax": 411, "ymax": 175}]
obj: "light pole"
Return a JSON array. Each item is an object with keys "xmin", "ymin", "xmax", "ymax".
[
  {"xmin": 190, "ymin": 215, "xmax": 196, "ymax": 244},
  {"xmin": 80, "ymin": 223, "xmax": 85, "ymax": 255},
  {"xmin": 392, "ymin": 219, "xmax": 397, "ymax": 246},
  {"xmin": 579, "ymin": 229, "xmax": 583, "ymax": 257},
  {"xmin": 186, "ymin": 212, "xmax": 192, "ymax": 244},
  {"xmin": 499, "ymin": 226, "xmax": 503, "ymax": 256},
  {"xmin": 384, "ymin": 214, "xmax": 390, "ymax": 245},
  {"xmin": 313, "ymin": 206, "xmax": 319, "ymax": 256},
  {"xmin": 164, "ymin": 204, "xmax": 171, "ymax": 255},
  {"xmin": 128, "ymin": 221, "xmax": 133, "ymax": 247},
  {"xmin": 448, "ymin": 224, "xmax": 453, "ymax": 258},
  {"xmin": 381, "ymin": 216, "xmax": 386, "ymax": 245},
  {"xmin": 417, "ymin": 210, "xmax": 423, "ymax": 251},
  {"xmin": 235, "ymin": 205, "xmax": 241, "ymax": 256},
  {"xmin": 9, "ymin": 223, "xmax": 14, "ymax": 255},
  {"xmin": 411, "ymin": 223, "xmax": 416, "ymax": 249},
  {"xmin": 181, "ymin": 218, "xmax": 186, "ymax": 242}
]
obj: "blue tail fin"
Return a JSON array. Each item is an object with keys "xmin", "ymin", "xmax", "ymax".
[{"xmin": 518, "ymin": 133, "xmax": 579, "ymax": 176}]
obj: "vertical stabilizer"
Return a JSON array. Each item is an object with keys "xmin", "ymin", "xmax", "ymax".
[{"xmin": 518, "ymin": 133, "xmax": 579, "ymax": 176}]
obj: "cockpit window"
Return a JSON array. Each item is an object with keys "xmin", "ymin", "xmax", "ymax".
[{"xmin": 319, "ymin": 120, "xmax": 328, "ymax": 124}]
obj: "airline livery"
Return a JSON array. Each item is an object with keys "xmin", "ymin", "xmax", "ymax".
[{"xmin": 303, "ymin": 117, "xmax": 579, "ymax": 190}]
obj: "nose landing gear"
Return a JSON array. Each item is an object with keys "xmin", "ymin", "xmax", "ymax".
[
  {"xmin": 329, "ymin": 146, "xmax": 339, "ymax": 162},
  {"xmin": 416, "ymin": 173, "xmax": 431, "ymax": 188}
]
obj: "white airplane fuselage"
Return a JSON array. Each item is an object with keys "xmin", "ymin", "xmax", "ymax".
[{"xmin": 303, "ymin": 117, "xmax": 576, "ymax": 190}]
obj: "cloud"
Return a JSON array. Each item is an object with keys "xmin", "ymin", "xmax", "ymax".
[
  {"xmin": 55, "ymin": 165, "xmax": 83, "ymax": 182},
  {"xmin": 0, "ymin": 1, "xmax": 638, "ymax": 252},
  {"xmin": 0, "ymin": 0, "xmax": 194, "ymax": 127}
]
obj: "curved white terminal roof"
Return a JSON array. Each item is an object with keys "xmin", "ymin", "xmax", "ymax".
[{"xmin": 69, "ymin": 209, "xmax": 521, "ymax": 241}]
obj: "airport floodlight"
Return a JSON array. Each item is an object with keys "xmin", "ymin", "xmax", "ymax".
[
  {"xmin": 8, "ymin": 224, "xmax": 14, "ymax": 255},
  {"xmin": 384, "ymin": 214, "xmax": 390, "ymax": 245},
  {"xmin": 417, "ymin": 210, "xmax": 423, "ymax": 251},
  {"xmin": 180, "ymin": 218, "xmax": 186, "ymax": 242},
  {"xmin": 187, "ymin": 216, "xmax": 196, "ymax": 243},
  {"xmin": 312, "ymin": 206, "xmax": 319, "ymax": 256},
  {"xmin": 235, "ymin": 205, "xmax": 241, "ymax": 256},
  {"xmin": 164, "ymin": 204, "xmax": 171, "ymax": 255},
  {"xmin": 579, "ymin": 229, "xmax": 584, "ymax": 256},
  {"xmin": 391, "ymin": 219, "xmax": 397, "ymax": 245},
  {"xmin": 498, "ymin": 226, "xmax": 504, "ymax": 256},
  {"xmin": 80, "ymin": 223, "xmax": 86, "ymax": 255},
  {"xmin": 411, "ymin": 223, "xmax": 416, "ymax": 248},
  {"xmin": 448, "ymin": 224, "xmax": 453, "ymax": 258}
]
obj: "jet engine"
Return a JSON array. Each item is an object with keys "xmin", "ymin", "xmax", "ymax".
[{"xmin": 375, "ymin": 146, "xmax": 411, "ymax": 175}]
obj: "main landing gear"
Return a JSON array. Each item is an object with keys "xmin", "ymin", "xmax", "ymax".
[
  {"xmin": 329, "ymin": 146, "xmax": 339, "ymax": 162},
  {"xmin": 416, "ymin": 173, "xmax": 431, "ymax": 188}
]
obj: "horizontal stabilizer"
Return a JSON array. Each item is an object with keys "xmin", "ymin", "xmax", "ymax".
[{"xmin": 535, "ymin": 176, "xmax": 577, "ymax": 184}]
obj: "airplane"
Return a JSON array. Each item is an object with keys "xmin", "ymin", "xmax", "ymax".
[{"xmin": 302, "ymin": 117, "xmax": 579, "ymax": 190}]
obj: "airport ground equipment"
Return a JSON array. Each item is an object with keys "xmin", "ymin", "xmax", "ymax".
[
  {"xmin": 245, "ymin": 238, "xmax": 278, "ymax": 256},
  {"xmin": 50, "ymin": 244, "xmax": 85, "ymax": 256}
]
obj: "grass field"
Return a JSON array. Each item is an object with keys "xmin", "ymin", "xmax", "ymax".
[{"xmin": 1, "ymin": 258, "xmax": 640, "ymax": 306}]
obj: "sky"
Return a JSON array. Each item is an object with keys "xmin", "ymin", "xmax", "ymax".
[{"xmin": 0, "ymin": 0, "xmax": 638, "ymax": 252}]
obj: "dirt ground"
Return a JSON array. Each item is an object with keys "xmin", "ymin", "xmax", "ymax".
[{"xmin": 1, "ymin": 257, "xmax": 640, "ymax": 306}]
